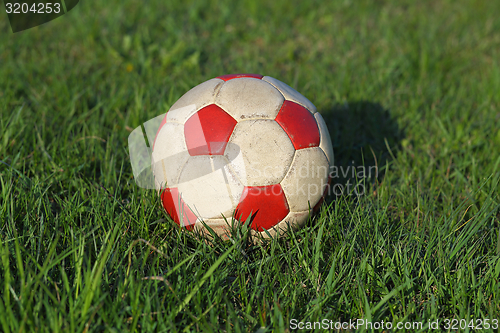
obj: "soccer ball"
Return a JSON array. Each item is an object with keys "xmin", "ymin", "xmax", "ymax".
[{"xmin": 152, "ymin": 74, "xmax": 333, "ymax": 239}]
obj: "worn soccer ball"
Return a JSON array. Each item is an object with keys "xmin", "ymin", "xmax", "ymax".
[{"xmin": 152, "ymin": 74, "xmax": 333, "ymax": 239}]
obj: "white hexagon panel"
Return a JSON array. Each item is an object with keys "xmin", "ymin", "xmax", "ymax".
[
  {"xmin": 225, "ymin": 119, "xmax": 294, "ymax": 187},
  {"xmin": 152, "ymin": 74, "xmax": 333, "ymax": 239}
]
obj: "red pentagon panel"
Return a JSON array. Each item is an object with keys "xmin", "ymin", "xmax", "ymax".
[
  {"xmin": 216, "ymin": 73, "xmax": 263, "ymax": 81},
  {"xmin": 152, "ymin": 113, "xmax": 168, "ymax": 150},
  {"xmin": 184, "ymin": 104, "xmax": 237, "ymax": 156},
  {"xmin": 161, "ymin": 187, "xmax": 197, "ymax": 230},
  {"xmin": 275, "ymin": 101, "xmax": 320, "ymax": 150},
  {"xmin": 234, "ymin": 184, "xmax": 290, "ymax": 232}
]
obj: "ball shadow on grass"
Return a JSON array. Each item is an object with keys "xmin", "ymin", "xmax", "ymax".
[{"xmin": 319, "ymin": 101, "xmax": 405, "ymax": 201}]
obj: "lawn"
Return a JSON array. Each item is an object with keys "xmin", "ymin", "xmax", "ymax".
[{"xmin": 1, "ymin": 0, "xmax": 500, "ymax": 331}]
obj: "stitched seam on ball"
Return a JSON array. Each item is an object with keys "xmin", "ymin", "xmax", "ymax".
[{"xmin": 261, "ymin": 79, "xmax": 316, "ymax": 115}]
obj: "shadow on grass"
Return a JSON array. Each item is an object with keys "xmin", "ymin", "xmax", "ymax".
[{"xmin": 320, "ymin": 101, "xmax": 405, "ymax": 197}]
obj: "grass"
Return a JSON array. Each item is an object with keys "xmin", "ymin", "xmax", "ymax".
[{"xmin": 1, "ymin": 0, "xmax": 500, "ymax": 331}]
